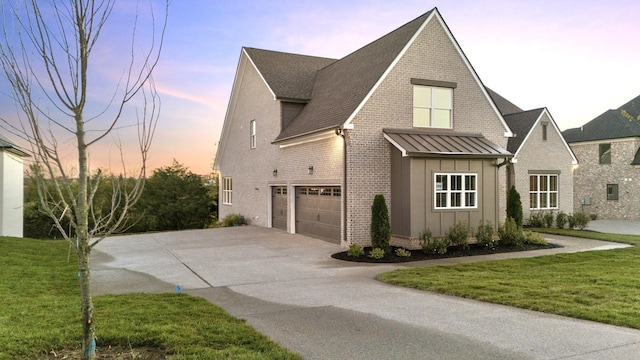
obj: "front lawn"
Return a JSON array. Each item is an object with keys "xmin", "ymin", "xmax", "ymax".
[
  {"xmin": 0, "ymin": 237, "xmax": 301, "ymax": 359},
  {"xmin": 377, "ymin": 229, "xmax": 640, "ymax": 329}
]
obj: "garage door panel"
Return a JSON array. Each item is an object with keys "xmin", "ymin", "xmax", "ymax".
[
  {"xmin": 295, "ymin": 186, "xmax": 341, "ymax": 243},
  {"xmin": 272, "ymin": 187, "xmax": 287, "ymax": 231}
]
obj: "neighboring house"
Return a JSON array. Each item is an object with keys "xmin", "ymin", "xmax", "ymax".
[
  {"xmin": 563, "ymin": 95, "xmax": 640, "ymax": 219},
  {"xmin": 0, "ymin": 133, "xmax": 29, "ymax": 237},
  {"xmin": 488, "ymin": 89, "xmax": 577, "ymax": 223},
  {"xmin": 214, "ymin": 8, "xmax": 574, "ymax": 247}
]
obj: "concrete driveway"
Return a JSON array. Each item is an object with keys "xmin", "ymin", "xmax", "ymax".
[{"xmin": 93, "ymin": 226, "xmax": 640, "ymax": 359}]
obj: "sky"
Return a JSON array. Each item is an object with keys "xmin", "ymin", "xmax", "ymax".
[{"xmin": 1, "ymin": 0, "xmax": 639, "ymax": 175}]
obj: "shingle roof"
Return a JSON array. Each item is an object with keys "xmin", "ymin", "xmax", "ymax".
[
  {"xmin": 563, "ymin": 94, "xmax": 640, "ymax": 143},
  {"xmin": 244, "ymin": 48, "xmax": 336, "ymax": 101},
  {"xmin": 383, "ymin": 128, "xmax": 512, "ymax": 158},
  {"xmin": 486, "ymin": 88, "xmax": 523, "ymax": 116},
  {"xmin": 503, "ymin": 108, "xmax": 544, "ymax": 153},
  {"xmin": 0, "ymin": 133, "xmax": 29, "ymax": 157},
  {"xmin": 273, "ymin": 10, "xmax": 434, "ymax": 141}
]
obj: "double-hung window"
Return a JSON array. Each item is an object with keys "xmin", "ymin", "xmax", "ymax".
[
  {"xmin": 413, "ymin": 85, "xmax": 453, "ymax": 128},
  {"xmin": 599, "ymin": 143, "xmax": 611, "ymax": 164},
  {"xmin": 434, "ymin": 173, "xmax": 477, "ymax": 209},
  {"xmin": 250, "ymin": 120, "xmax": 256, "ymax": 149},
  {"xmin": 530, "ymin": 174, "xmax": 558, "ymax": 209},
  {"xmin": 222, "ymin": 177, "xmax": 233, "ymax": 205}
]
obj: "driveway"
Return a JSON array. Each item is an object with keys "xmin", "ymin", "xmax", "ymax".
[{"xmin": 93, "ymin": 226, "xmax": 640, "ymax": 359}]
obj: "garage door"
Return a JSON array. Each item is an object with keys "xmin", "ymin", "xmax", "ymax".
[
  {"xmin": 295, "ymin": 187, "xmax": 341, "ymax": 243},
  {"xmin": 272, "ymin": 186, "xmax": 287, "ymax": 231}
]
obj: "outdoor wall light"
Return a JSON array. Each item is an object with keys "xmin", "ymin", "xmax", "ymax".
[
  {"xmin": 308, "ymin": 165, "xmax": 314, "ymax": 175},
  {"xmin": 273, "ymin": 169, "xmax": 278, "ymax": 177}
]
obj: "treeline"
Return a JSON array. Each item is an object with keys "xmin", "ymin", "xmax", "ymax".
[{"xmin": 24, "ymin": 160, "xmax": 218, "ymax": 239}]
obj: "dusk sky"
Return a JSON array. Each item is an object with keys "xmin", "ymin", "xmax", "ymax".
[{"xmin": 1, "ymin": 0, "xmax": 639, "ymax": 175}]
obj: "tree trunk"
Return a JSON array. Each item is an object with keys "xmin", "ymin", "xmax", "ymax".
[{"xmin": 78, "ymin": 243, "xmax": 95, "ymax": 360}]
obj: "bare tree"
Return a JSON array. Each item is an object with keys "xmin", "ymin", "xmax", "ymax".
[{"xmin": 0, "ymin": 1, "xmax": 168, "ymax": 359}]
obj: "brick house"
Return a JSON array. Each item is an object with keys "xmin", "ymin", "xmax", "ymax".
[
  {"xmin": 488, "ymin": 90, "xmax": 577, "ymax": 223},
  {"xmin": 214, "ymin": 8, "xmax": 575, "ymax": 247},
  {"xmin": 0, "ymin": 133, "xmax": 28, "ymax": 237},
  {"xmin": 563, "ymin": 95, "xmax": 640, "ymax": 219}
]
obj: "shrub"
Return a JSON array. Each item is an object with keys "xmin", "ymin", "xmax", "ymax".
[
  {"xmin": 395, "ymin": 248, "xmax": 411, "ymax": 257},
  {"xmin": 568, "ymin": 213, "xmax": 577, "ymax": 229},
  {"xmin": 573, "ymin": 212, "xmax": 590, "ymax": 230},
  {"xmin": 370, "ymin": 194, "xmax": 391, "ymax": 253},
  {"xmin": 523, "ymin": 231, "xmax": 548, "ymax": 246},
  {"xmin": 419, "ymin": 229, "xmax": 449, "ymax": 255},
  {"xmin": 347, "ymin": 244, "xmax": 364, "ymax": 257},
  {"xmin": 498, "ymin": 217, "xmax": 524, "ymax": 247},
  {"xmin": 221, "ymin": 213, "xmax": 245, "ymax": 227},
  {"xmin": 475, "ymin": 220, "xmax": 496, "ymax": 248},
  {"xmin": 368, "ymin": 247, "xmax": 385, "ymax": 259},
  {"xmin": 507, "ymin": 185, "xmax": 523, "ymax": 227},
  {"xmin": 590, "ymin": 213, "xmax": 598, "ymax": 220},
  {"xmin": 543, "ymin": 211, "xmax": 554, "ymax": 228},
  {"xmin": 446, "ymin": 221, "xmax": 470, "ymax": 248},
  {"xmin": 529, "ymin": 212, "xmax": 544, "ymax": 227},
  {"xmin": 555, "ymin": 211, "xmax": 568, "ymax": 229}
]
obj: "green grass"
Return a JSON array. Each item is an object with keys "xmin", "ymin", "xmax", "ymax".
[
  {"xmin": 0, "ymin": 237, "xmax": 301, "ymax": 360},
  {"xmin": 377, "ymin": 230, "xmax": 640, "ymax": 329}
]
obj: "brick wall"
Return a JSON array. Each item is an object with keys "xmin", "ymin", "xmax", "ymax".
[
  {"xmin": 345, "ymin": 16, "xmax": 510, "ymax": 246},
  {"xmin": 571, "ymin": 138, "xmax": 640, "ymax": 219},
  {"xmin": 512, "ymin": 113, "xmax": 575, "ymax": 222}
]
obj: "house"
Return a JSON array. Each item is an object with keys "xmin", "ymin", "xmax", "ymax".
[
  {"xmin": 563, "ymin": 95, "xmax": 640, "ymax": 219},
  {"xmin": 214, "ymin": 8, "xmax": 575, "ymax": 248},
  {"xmin": 488, "ymin": 89, "xmax": 578, "ymax": 223},
  {"xmin": 0, "ymin": 133, "xmax": 29, "ymax": 237}
]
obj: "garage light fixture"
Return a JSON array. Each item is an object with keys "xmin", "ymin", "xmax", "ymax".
[
  {"xmin": 308, "ymin": 165, "xmax": 314, "ymax": 175},
  {"xmin": 273, "ymin": 169, "xmax": 278, "ymax": 177}
]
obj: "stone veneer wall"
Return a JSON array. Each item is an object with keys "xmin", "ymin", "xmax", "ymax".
[{"xmin": 571, "ymin": 138, "xmax": 640, "ymax": 219}]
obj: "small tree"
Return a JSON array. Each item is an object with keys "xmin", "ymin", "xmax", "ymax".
[
  {"xmin": 370, "ymin": 194, "xmax": 391, "ymax": 253},
  {"xmin": 507, "ymin": 185, "xmax": 523, "ymax": 228}
]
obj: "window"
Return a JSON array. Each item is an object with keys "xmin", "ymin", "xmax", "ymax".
[
  {"xmin": 434, "ymin": 173, "xmax": 477, "ymax": 209},
  {"xmin": 530, "ymin": 174, "xmax": 558, "ymax": 209},
  {"xmin": 542, "ymin": 124, "xmax": 547, "ymax": 141},
  {"xmin": 599, "ymin": 143, "xmax": 611, "ymax": 164},
  {"xmin": 250, "ymin": 120, "xmax": 256, "ymax": 149},
  {"xmin": 413, "ymin": 86, "xmax": 452, "ymax": 128},
  {"xmin": 607, "ymin": 184, "xmax": 619, "ymax": 201},
  {"xmin": 222, "ymin": 177, "xmax": 233, "ymax": 205}
]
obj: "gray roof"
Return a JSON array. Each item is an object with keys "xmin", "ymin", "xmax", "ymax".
[
  {"xmin": 244, "ymin": 48, "xmax": 336, "ymax": 101},
  {"xmin": 563, "ymin": 94, "xmax": 640, "ymax": 143},
  {"xmin": 486, "ymin": 88, "xmax": 523, "ymax": 115},
  {"xmin": 503, "ymin": 108, "xmax": 545, "ymax": 153},
  {"xmin": 0, "ymin": 133, "xmax": 29, "ymax": 157},
  {"xmin": 383, "ymin": 128, "xmax": 512, "ymax": 158},
  {"xmin": 271, "ymin": 10, "xmax": 434, "ymax": 141}
]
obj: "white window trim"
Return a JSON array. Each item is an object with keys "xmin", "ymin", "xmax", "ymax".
[
  {"xmin": 434, "ymin": 173, "xmax": 477, "ymax": 209},
  {"xmin": 530, "ymin": 174, "xmax": 558, "ymax": 210},
  {"xmin": 222, "ymin": 177, "xmax": 233, "ymax": 205},
  {"xmin": 250, "ymin": 120, "xmax": 256, "ymax": 149},
  {"xmin": 413, "ymin": 85, "xmax": 453, "ymax": 129}
]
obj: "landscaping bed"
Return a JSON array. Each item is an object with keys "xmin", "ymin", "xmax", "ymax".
[{"xmin": 332, "ymin": 242, "xmax": 562, "ymax": 263}]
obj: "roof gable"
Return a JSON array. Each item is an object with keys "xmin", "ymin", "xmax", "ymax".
[
  {"xmin": 274, "ymin": 10, "xmax": 433, "ymax": 141},
  {"xmin": 504, "ymin": 108, "xmax": 545, "ymax": 153}
]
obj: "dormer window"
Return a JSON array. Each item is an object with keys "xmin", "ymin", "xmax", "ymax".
[{"xmin": 411, "ymin": 79, "xmax": 455, "ymax": 129}]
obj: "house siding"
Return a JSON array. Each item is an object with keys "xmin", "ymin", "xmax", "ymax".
[
  {"xmin": 345, "ymin": 16, "xmax": 508, "ymax": 246},
  {"xmin": 570, "ymin": 138, "xmax": 640, "ymax": 219},
  {"xmin": 511, "ymin": 113, "xmax": 575, "ymax": 222},
  {"xmin": 218, "ymin": 52, "xmax": 345, "ymax": 238},
  {"xmin": 0, "ymin": 150, "xmax": 24, "ymax": 237}
]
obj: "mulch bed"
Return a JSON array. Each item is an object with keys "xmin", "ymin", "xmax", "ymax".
[{"xmin": 331, "ymin": 243, "xmax": 562, "ymax": 263}]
